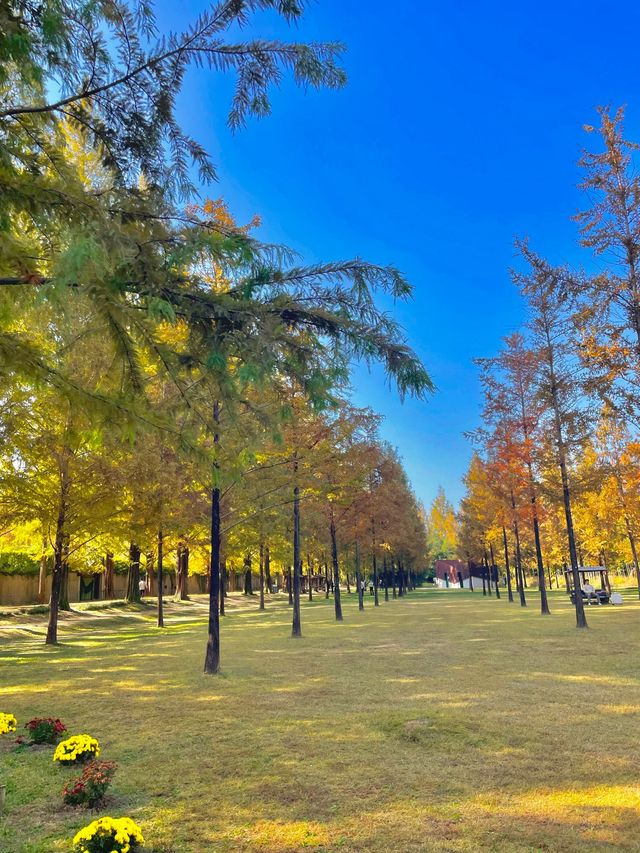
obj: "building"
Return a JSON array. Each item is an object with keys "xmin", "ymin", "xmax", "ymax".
[{"xmin": 434, "ymin": 559, "xmax": 485, "ymax": 589}]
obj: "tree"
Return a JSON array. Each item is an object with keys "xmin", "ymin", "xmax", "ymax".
[
  {"xmin": 575, "ymin": 107, "xmax": 640, "ymax": 425},
  {"xmin": 426, "ymin": 488, "xmax": 457, "ymax": 562},
  {"xmin": 475, "ymin": 334, "xmax": 550, "ymax": 614},
  {"xmin": 516, "ymin": 246, "xmax": 592, "ymax": 628}
]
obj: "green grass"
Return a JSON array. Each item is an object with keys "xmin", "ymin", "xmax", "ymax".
[{"xmin": 2, "ymin": 588, "xmax": 640, "ymax": 852}]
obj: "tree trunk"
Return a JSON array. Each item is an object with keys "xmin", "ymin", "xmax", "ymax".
[
  {"xmin": 264, "ymin": 545, "xmax": 272, "ymax": 593},
  {"xmin": 531, "ymin": 508, "xmax": 550, "ymax": 614},
  {"xmin": 38, "ymin": 539, "xmax": 48, "ymax": 605},
  {"xmin": 146, "ymin": 551, "xmax": 155, "ymax": 596},
  {"xmin": 47, "ymin": 546, "xmax": 64, "ymax": 645},
  {"xmin": 546, "ymin": 343, "xmax": 586, "ymax": 628},
  {"xmin": 509, "ymin": 491, "xmax": 526, "ymax": 607},
  {"xmin": 330, "ymin": 513, "xmax": 343, "ymax": 621},
  {"xmin": 489, "ymin": 542, "xmax": 500, "ymax": 600},
  {"xmin": 615, "ymin": 471, "xmax": 640, "ymax": 599},
  {"xmin": 104, "ymin": 551, "xmax": 114, "ymax": 599},
  {"xmin": 157, "ymin": 528, "xmax": 164, "ymax": 628},
  {"xmin": 204, "ymin": 399, "xmax": 221, "ymax": 674},
  {"xmin": 219, "ymin": 558, "xmax": 226, "ymax": 616},
  {"xmin": 175, "ymin": 543, "xmax": 190, "ymax": 601},
  {"xmin": 371, "ymin": 517, "xmax": 379, "ymax": 607},
  {"xmin": 484, "ymin": 550, "xmax": 492, "ymax": 597},
  {"xmin": 355, "ymin": 540, "xmax": 364, "ymax": 611},
  {"xmin": 126, "ymin": 542, "xmax": 141, "ymax": 603},
  {"xmin": 513, "ymin": 518, "xmax": 526, "ymax": 607},
  {"xmin": 307, "ymin": 554, "xmax": 313, "ymax": 602},
  {"xmin": 243, "ymin": 553, "xmax": 253, "ymax": 595},
  {"xmin": 292, "ymin": 455, "xmax": 302, "ymax": 637},
  {"xmin": 383, "ymin": 557, "xmax": 389, "ymax": 601},
  {"xmin": 259, "ymin": 542, "xmax": 265, "ymax": 611},
  {"xmin": 46, "ymin": 449, "xmax": 71, "ymax": 644},
  {"xmin": 324, "ymin": 557, "xmax": 330, "ymax": 598}
]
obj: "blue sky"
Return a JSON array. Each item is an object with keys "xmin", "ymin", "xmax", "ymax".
[{"xmin": 156, "ymin": 0, "xmax": 640, "ymax": 509}]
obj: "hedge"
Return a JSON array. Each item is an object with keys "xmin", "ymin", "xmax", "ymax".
[{"xmin": 0, "ymin": 552, "xmax": 40, "ymax": 576}]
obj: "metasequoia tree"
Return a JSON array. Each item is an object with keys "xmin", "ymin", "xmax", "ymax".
[
  {"xmin": 0, "ymin": 1, "xmax": 435, "ymax": 666},
  {"xmin": 425, "ymin": 488, "xmax": 458, "ymax": 562},
  {"xmin": 475, "ymin": 334, "xmax": 550, "ymax": 614},
  {"xmin": 515, "ymin": 246, "xmax": 592, "ymax": 628},
  {"xmin": 574, "ymin": 107, "xmax": 640, "ymax": 424}
]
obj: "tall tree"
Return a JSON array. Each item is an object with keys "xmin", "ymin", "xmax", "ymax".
[{"xmin": 516, "ymin": 246, "xmax": 591, "ymax": 628}]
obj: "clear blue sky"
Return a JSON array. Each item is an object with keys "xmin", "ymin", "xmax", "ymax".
[{"xmin": 157, "ymin": 0, "xmax": 640, "ymax": 510}]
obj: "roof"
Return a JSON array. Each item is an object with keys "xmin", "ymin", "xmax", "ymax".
[{"xmin": 564, "ymin": 566, "xmax": 608, "ymax": 574}]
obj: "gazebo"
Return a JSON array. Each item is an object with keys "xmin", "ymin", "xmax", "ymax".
[{"xmin": 564, "ymin": 566, "xmax": 611, "ymax": 604}]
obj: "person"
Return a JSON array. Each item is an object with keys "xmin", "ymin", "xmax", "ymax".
[
  {"xmin": 582, "ymin": 578, "xmax": 596, "ymax": 604},
  {"xmin": 360, "ymin": 579, "xmax": 366, "ymax": 596},
  {"xmin": 138, "ymin": 576, "xmax": 147, "ymax": 598},
  {"xmin": 369, "ymin": 580, "xmax": 374, "ymax": 596}
]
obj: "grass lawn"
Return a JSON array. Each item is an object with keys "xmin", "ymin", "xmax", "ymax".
[{"xmin": 2, "ymin": 588, "xmax": 640, "ymax": 852}]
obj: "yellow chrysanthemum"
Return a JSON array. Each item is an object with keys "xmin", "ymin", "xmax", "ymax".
[
  {"xmin": 72, "ymin": 816, "xmax": 144, "ymax": 852},
  {"xmin": 53, "ymin": 734, "xmax": 100, "ymax": 763},
  {"xmin": 0, "ymin": 713, "xmax": 17, "ymax": 734}
]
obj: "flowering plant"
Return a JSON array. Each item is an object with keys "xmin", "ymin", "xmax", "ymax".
[
  {"xmin": 53, "ymin": 734, "xmax": 100, "ymax": 764},
  {"xmin": 72, "ymin": 816, "xmax": 144, "ymax": 853},
  {"xmin": 25, "ymin": 717, "xmax": 66, "ymax": 744},
  {"xmin": 0, "ymin": 713, "xmax": 17, "ymax": 735},
  {"xmin": 63, "ymin": 760, "xmax": 117, "ymax": 807}
]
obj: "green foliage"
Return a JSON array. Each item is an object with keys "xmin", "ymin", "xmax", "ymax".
[{"xmin": 0, "ymin": 552, "xmax": 39, "ymax": 576}]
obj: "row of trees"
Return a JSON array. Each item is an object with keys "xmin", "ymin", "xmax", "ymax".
[
  {"xmin": 458, "ymin": 107, "xmax": 640, "ymax": 629},
  {"xmin": 0, "ymin": 1, "xmax": 430, "ymax": 668}
]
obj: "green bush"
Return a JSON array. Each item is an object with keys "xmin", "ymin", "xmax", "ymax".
[{"xmin": 0, "ymin": 552, "xmax": 40, "ymax": 576}]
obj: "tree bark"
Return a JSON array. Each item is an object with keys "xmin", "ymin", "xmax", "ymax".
[
  {"xmin": 157, "ymin": 528, "xmax": 164, "ymax": 628},
  {"xmin": 307, "ymin": 553, "xmax": 313, "ymax": 602},
  {"xmin": 175, "ymin": 543, "xmax": 190, "ymax": 601},
  {"xmin": 509, "ymin": 491, "xmax": 526, "ymax": 607},
  {"xmin": 371, "ymin": 517, "xmax": 379, "ymax": 606},
  {"xmin": 614, "ymin": 470, "xmax": 640, "ymax": 599},
  {"xmin": 489, "ymin": 542, "xmax": 500, "ymax": 600},
  {"xmin": 204, "ymin": 399, "xmax": 221, "ymax": 674},
  {"xmin": 38, "ymin": 539, "xmax": 48, "ymax": 605},
  {"xmin": 219, "ymin": 558, "xmax": 226, "ymax": 616},
  {"xmin": 484, "ymin": 550, "xmax": 492, "ymax": 597},
  {"xmin": 544, "ymin": 325, "xmax": 586, "ymax": 628},
  {"xmin": 104, "ymin": 551, "xmax": 114, "ymax": 599},
  {"xmin": 291, "ymin": 454, "xmax": 302, "ymax": 637},
  {"xmin": 330, "ymin": 512, "xmax": 343, "ymax": 621},
  {"xmin": 355, "ymin": 540, "xmax": 364, "ymax": 611},
  {"xmin": 126, "ymin": 542, "xmax": 141, "ymax": 603},
  {"xmin": 264, "ymin": 545, "xmax": 272, "ymax": 593},
  {"xmin": 46, "ymin": 447, "xmax": 72, "ymax": 644},
  {"xmin": 513, "ymin": 518, "xmax": 526, "ymax": 607},
  {"xmin": 383, "ymin": 556, "xmax": 389, "ymax": 601},
  {"xmin": 243, "ymin": 553, "xmax": 253, "ymax": 595},
  {"xmin": 259, "ymin": 542, "xmax": 265, "ymax": 611}
]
